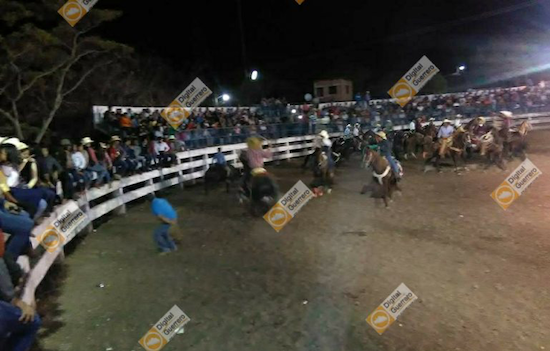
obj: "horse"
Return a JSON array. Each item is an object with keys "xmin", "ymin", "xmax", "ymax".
[
  {"xmin": 389, "ymin": 130, "xmax": 407, "ymax": 161},
  {"xmin": 249, "ymin": 170, "xmax": 279, "ymax": 217},
  {"xmin": 332, "ymin": 137, "xmax": 355, "ymax": 163},
  {"xmin": 506, "ymin": 120, "xmax": 532, "ymax": 160},
  {"xmin": 404, "ymin": 130, "xmax": 424, "ymax": 160},
  {"xmin": 422, "ymin": 124, "xmax": 438, "ymax": 159},
  {"xmin": 360, "ymin": 147, "xmax": 401, "ymax": 208},
  {"xmin": 204, "ymin": 163, "xmax": 240, "ymax": 194},
  {"xmin": 425, "ymin": 128, "xmax": 468, "ymax": 172},
  {"xmin": 479, "ymin": 128, "xmax": 506, "ymax": 170},
  {"xmin": 310, "ymin": 149, "xmax": 335, "ymax": 196}
]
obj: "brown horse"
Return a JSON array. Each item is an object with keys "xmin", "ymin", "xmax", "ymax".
[
  {"xmin": 404, "ymin": 132, "xmax": 424, "ymax": 159},
  {"xmin": 426, "ymin": 128, "xmax": 468, "ymax": 172},
  {"xmin": 506, "ymin": 120, "xmax": 532, "ymax": 160},
  {"xmin": 479, "ymin": 128, "xmax": 506, "ymax": 170},
  {"xmin": 422, "ymin": 124, "xmax": 438, "ymax": 159},
  {"xmin": 360, "ymin": 148, "xmax": 400, "ymax": 208}
]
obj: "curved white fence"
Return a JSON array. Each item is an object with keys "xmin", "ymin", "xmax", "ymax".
[{"xmin": 20, "ymin": 113, "xmax": 550, "ymax": 304}]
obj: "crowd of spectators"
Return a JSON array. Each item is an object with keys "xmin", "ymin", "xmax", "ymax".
[{"xmin": 100, "ymin": 83, "xmax": 550, "ymax": 149}]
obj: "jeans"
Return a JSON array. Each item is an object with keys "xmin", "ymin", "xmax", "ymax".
[
  {"xmin": 87, "ymin": 164, "xmax": 110, "ymax": 185},
  {"xmin": 385, "ymin": 155, "xmax": 400, "ymax": 176},
  {"xmin": 153, "ymin": 224, "xmax": 176, "ymax": 252},
  {"xmin": 0, "ymin": 300, "xmax": 41, "ymax": 351},
  {"xmin": 0, "ymin": 209, "xmax": 33, "ymax": 259}
]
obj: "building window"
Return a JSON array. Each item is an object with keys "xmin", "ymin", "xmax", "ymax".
[
  {"xmin": 316, "ymin": 87, "xmax": 324, "ymax": 97},
  {"xmin": 329, "ymin": 86, "xmax": 338, "ymax": 94}
]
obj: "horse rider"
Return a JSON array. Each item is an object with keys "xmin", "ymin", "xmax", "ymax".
[
  {"xmin": 499, "ymin": 111, "xmax": 514, "ymax": 140},
  {"xmin": 374, "ymin": 131, "xmax": 401, "ymax": 180},
  {"xmin": 212, "ymin": 147, "xmax": 230, "ymax": 177},
  {"xmin": 302, "ymin": 130, "xmax": 325, "ymax": 170},
  {"xmin": 353, "ymin": 123, "xmax": 361, "ymax": 138},
  {"xmin": 240, "ymin": 137, "xmax": 272, "ymax": 198},
  {"xmin": 437, "ymin": 119, "xmax": 455, "ymax": 157},
  {"xmin": 344, "ymin": 124, "xmax": 353, "ymax": 139}
]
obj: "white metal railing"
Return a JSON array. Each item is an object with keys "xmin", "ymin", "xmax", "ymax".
[{"xmin": 20, "ymin": 113, "xmax": 550, "ymax": 304}]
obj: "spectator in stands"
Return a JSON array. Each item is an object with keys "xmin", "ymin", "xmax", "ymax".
[
  {"xmin": 17, "ymin": 143, "xmax": 56, "ymax": 208},
  {"xmin": 153, "ymin": 136, "xmax": 172, "ymax": 167},
  {"xmin": 167, "ymin": 135, "xmax": 185, "ymax": 153},
  {"xmin": 0, "ymin": 223, "xmax": 41, "ymax": 351},
  {"xmin": 58, "ymin": 139, "xmax": 81, "ymax": 200},
  {"xmin": 98, "ymin": 142, "xmax": 120, "ymax": 180},
  {"xmin": 71, "ymin": 144, "xmax": 90, "ymax": 190},
  {"xmin": 109, "ymin": 136, "xmax": 131, "ymax": 176},
  {"xmin": 36, "ymin": 146, "xmax": 62, "ymax": 190},
  {"xmin": 82, "ymin": 138, "xmax": 110, "ymax": 188}
]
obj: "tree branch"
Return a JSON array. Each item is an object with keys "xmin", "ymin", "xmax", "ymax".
[{"xmin": 63, "ymin": 60, "xmax": 112, "ymax": 97}]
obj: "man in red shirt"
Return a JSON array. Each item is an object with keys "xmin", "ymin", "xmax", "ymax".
[{"xmin": 82, "ymin": 137, "xmax": 110, "ymax": 187}]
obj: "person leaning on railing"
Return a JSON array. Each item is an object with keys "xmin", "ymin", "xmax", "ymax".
[{"xmin": 0, "ymin": 221, "xmax": 41, "ymax": 351}]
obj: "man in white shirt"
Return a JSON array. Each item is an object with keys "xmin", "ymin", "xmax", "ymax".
[
  {"xmin": 154, "ymin": 137, "xmax": 175, "ymax": 167},
  {"xmin": 437, "ymin": 119, "xmax": 455, "ymax": 156}
]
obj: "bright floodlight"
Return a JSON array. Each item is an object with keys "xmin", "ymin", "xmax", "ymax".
[
  {"xmin": 222, "ymin": 94, "xmax": 231, "ymax": 102},
  {"xmin": 251, "ymin": 70, "xmax": 259, "ymax": 81},
  {"xmin": 291, "ymin": 109, "xmax": 297, "ymax": 114},
  {"xmin": 458, "ymin": 65, "xmax": 466, "ymax": 71}
]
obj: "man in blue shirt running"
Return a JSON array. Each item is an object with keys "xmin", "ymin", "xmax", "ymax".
[{"xmin": 148, "ymin": 194, "xmax": 178, "ymax": 254}]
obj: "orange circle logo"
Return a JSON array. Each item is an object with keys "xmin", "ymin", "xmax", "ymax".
[
  {"xmin": 266, "ymin": 207, "xmax": 289, "ymax": 227},
  {"xmin": 369, "ymin": 309, "xmax": 392, "ymax": 330},
  {"xmin": 140, "ymin": 330, "xmax": 166, "ymax": 350},
  {"xmin": 391, "ymin": 82, "xmax": 413, "ymax": 101},
  {"xmin": 494, "ymin": 184, "xmax": 516, "ymax": 206},
  {"xmin": 63, "ymin": 2, "xmax": 84, "ymax": 21},
  {"xmin": 39, "ymin": 229, "xmax": 63, "ymax": 251}
]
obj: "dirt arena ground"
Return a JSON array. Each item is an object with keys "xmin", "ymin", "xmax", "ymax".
[{"xmin": 35, "ymin": 130, "xmax": 550, "ymax": 351}]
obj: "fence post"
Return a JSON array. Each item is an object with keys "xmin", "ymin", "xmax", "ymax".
[
  {"xmin": 176, "ymin": 154, "xmax": 184, "ymax": 190},
  {"xmin": 112, "ymin": 185, "xmax": 126, "ymax": 216},
  {"xmin": 285, "ymin": 141, "xmax": 291, "ymax": 160},
  {"xmin": 82, "ymin": 193, "xmax": 93, "ymax": 235}
]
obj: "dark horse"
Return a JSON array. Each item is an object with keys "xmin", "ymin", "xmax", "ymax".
[
  {"xmin": 249, "ymin": 171, "xmax": 279, "ymax": 217},
  {"xmin": 204, "ymin": 164, "xmax": 240, "ymax": 194},
  {"xmin": 360, "ymin": 147, "xmax": 401, "ymax": 208},
  {"xmin": 332, "ymin": 137, "xmax": 355, "ymax": 164}
]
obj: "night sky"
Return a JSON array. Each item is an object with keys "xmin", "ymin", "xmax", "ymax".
[{"xmin": 96, "ymin": 0, "xmax": 549, "ymax": 101}]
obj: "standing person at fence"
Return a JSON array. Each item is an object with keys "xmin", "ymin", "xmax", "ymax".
[
  {"xmin": 148, "ymin": 194, "xmax": 178, "ymax": 255},
  {"xmin": 212, "ymin": 147, "xmax": 230, "ymax": 177}
]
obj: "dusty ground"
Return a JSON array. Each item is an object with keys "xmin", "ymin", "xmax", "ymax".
[{"xmin": 35, "ymin": 130, "xmax": 550, "ymax": 351}]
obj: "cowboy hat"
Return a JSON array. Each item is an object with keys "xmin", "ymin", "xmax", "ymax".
[
  {"xmin": 16, "ymin": 142, "xmax": 29, "ymax": 151},
  {"xmin": 1, "ymin": 137, "xmax": 20, "ymax": 147},
  {"xmin": 319, "ymin": 130, "xmax": 329, "ymax": 139},
  {"xmin": 81, "ymin": 137, "xmax": 94, "ymax": 145},
  {"xmin": 246, "ymin": 137, "xmax": 262, "ymax": 150},
  {"xmin": 251, "ymin": 167, "xmax": 267, "ymax": 177},
  {"xmin": 110, "ymin": 135, "xmax": 122, "ymax": 142},
  {"xmin": 477, "ymin": 117, "xmax": 486, "ymax": 124},
  {"xmin": 375, "ymin": 131, "xmax": 387, "ymax": 140},
  {"xmin": 443, "ymin": 119, "xmax": 452, "ymax": 124},
  {"xmin": 168, "ymin": 135, "xmax": 176, "ymax": 140},
  {"xmin": 499, "ymin": 111, "xmax": 513, "ymax": 118},
  {"xmin": 99, "ymin": 142, "xmax": 108, "ymax": 149},
  {"xmin": 60, "ymin": 139, "xmax": 72, "ymax": 146}
]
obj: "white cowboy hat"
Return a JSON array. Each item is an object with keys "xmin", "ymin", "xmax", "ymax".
[
  {"xmin": 110, "ymin": 135, "xmax": 122, "ymax": 142},
  {"xmin": 319, "ymin": 130, "xmax": 329, "ymax": 139},
  {"xmin": 375, "ymin": 131, "xmax": 387, "ymax": 140},
  {"xmin": 1, "ymin": 137, "xmax": 20, "ymax": 147},
  {"xmin": 478, "ymin": 117, "xmax": 486, "ymax": 124},
  {"xmin": 81, "ymin": 137, "xmax": 94, "ymax": 145},
  {"xmin": 99, "ymin": 142, "xmax": 108, "ymax": 149},
  {"xmin": 443, "ymin": 119, "xmax": 452, "ymax": 124},
  {"xmin": 16, "ymin": 142, "xmax": 29, "ymax": 151},
  {"xmin": 499, "ymin": 111, "xmax": 513, "ymax": 118},
  {"xmin": 169, "ymin": 135, "xmax": 176, "ymax": 140}
]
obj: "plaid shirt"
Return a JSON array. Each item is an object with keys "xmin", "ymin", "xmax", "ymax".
[{"xmin": 247, "ymin": 149, "xmax": 272, "ymax": 169}]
